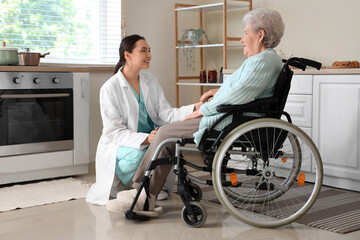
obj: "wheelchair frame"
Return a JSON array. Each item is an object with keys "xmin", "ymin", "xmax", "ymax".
[{"xmin": 125, "ymin": 57, "xmax": 324, "ymax": 228}]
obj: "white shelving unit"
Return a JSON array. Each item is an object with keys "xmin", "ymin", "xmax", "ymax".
[
  {"xmin": 176, "ymin": 42, "xmax": 243, "ymax": 49},
  {"xmin": 174, "ymin": 0, "xmax": 252, "ymax": 107}
]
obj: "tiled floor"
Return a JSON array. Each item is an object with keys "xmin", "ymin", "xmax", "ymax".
[{"xmin": 1, "ymin": 159, "xmax": 360, "ymax": 239}]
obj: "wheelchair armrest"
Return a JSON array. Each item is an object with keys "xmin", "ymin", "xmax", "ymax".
[
  {"xmin": 216, "ymin": 97, "xmax": 277, "ymax": 113},
  {"xmin": 206, "ymin": 97, "xmax": 277, "ymax": 135}
]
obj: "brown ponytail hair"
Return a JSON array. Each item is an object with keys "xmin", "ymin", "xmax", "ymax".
[{"xmin": 114, "ymin": 34, "xmax": 146, "ymax": 74}]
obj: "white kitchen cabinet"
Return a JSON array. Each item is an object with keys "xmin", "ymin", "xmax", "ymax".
[
  {"xmin": 285, "ymin": 95, "xmax": 313, "ymax": 128},
  {"xmin": 283, "ymin": 75, "xmax": 313, "ymax": 133},
  {"xmin": 313, "ymin": 75, "xmax": 360, "ymax": 190},
  {"xmin": 285, "ymin": 73, "xmax": 360, "ymax": 191},
  {"xmin": 73, "ymin": 73, "xmax": 90, "ymax": 165}
]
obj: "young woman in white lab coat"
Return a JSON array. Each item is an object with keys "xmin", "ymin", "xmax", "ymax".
[{"xmin": 86, "ymin": 35, "xmax": 203, "ymax": 205}]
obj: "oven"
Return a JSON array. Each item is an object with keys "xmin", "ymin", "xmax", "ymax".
[{"xmin": 0, "ymin": 72, "xmax": 74, "ymax": 157}]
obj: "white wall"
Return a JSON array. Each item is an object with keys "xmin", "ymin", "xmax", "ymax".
[
  {"xmin": 125, "ymin": 0, "xmax": 198, "ymax": 107},
  {"xmin": 254, "ymin": 0, "xmax": 360, "ymax": 65}
]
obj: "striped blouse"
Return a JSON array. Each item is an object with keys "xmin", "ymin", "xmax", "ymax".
[{"xmin": 193, "ymin": 48, "xmax": 283, "ymax": 145}]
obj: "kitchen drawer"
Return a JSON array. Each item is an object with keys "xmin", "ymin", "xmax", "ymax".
[
  {"xmin": 283, "ymin": 94, "xmax": 312, "ymax": 128},
  {"xmin": 0, "ymin": 151, "xmax": 73, "ymax": 174},
  {"xmin": 289, "ymin": 75, "xmax": 313, "ymax": 94}
]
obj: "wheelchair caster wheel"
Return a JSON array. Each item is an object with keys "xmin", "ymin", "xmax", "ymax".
[
  {"xmin": 189, "ymin": 183, "xmax": 202, "ymax": 202},
  {"xmin": 181, "ymin": 201, "xmax": 207, "ymax": 228}
]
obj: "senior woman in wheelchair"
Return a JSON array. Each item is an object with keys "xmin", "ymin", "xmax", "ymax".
[{"xmin": 106, "ymin": 8, "xmax": 285, "ymax": 217}]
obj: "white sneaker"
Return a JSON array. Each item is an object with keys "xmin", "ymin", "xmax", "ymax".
[{"xmin": 157, "ymin": 190, "xmax": 169, "ymax": 201}]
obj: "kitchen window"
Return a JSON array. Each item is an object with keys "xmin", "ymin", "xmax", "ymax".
[{"xmin": 0, "ymin": 0, "xmax": 124, "ymax": 65}]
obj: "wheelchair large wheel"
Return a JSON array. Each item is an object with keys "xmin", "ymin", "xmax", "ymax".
[{"xmin": 212, "ymin": 118, "xmax": 323, "ymax": 228}]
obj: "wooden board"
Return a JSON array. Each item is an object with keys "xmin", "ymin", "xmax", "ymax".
[{"xmin": 321, "ymin": 66, "xmax": 360, "ymax": 69}]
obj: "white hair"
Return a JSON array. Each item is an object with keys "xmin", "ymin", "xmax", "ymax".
[{"xmin": 243, "ymin": 8, "xmax": 285, "ymax": 48}]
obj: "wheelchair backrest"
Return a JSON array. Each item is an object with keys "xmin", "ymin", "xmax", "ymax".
[
  {"xmin": 270, "ymin": 57, "xmax": 322, "ymax": 118},
  {"xmin": 268, "ymin": 63, "xmax": 294, "ymax": 118}
]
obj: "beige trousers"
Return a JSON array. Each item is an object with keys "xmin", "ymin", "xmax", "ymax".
[{"xmin": 132, "ymin": 118, "xmax": 201, "ymax": 196}]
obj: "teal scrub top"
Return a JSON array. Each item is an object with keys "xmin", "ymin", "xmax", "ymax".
[
  {"xmin": 115, "ymin": 83, "xmax": 156, "ymax": 185},
  {"xmin": 130, "ymin": 83, "xmax": 156, "ymax": 134}
]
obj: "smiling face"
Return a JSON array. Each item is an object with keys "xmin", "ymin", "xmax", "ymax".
[
  {"xmin": 124, "ymin": 39, "xmax": 151, "ymax": 70},
  {"xmin": 241, "ymin": 23, "xmax": 266, "ymax": 57}
]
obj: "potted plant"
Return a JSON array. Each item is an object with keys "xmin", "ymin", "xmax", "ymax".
[{"xmin": 178, "ymin": 28, "xmax": 210, "ymax": 71}]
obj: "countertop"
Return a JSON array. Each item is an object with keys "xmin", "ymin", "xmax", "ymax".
[
  {"xmin": 3, "ymin": 65, "xmax": 360, "ymax": 74},
  {"xmin": 292, "ymin": 67, "xmax": 360, "ymax": 75},
  {"xmin": 223, "ymin": 67, "xmax": 360, "ymax": 75},
  {"xmin": 0, "ymin": 65, "xmax": 115, "ymax": 73}
]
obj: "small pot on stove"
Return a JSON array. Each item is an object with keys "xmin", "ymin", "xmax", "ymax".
[
  {"xmin": 19, "ymin": 48, "xmax": 50, "ymax": 66},
  {"xmin": 0, "ymin": 41, "xmax": 19, "ymax": 65}
]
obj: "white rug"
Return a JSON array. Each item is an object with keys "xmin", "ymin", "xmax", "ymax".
[{"xmin": 0, "ymin": 178, "xmax": 91, "ymax": 212}]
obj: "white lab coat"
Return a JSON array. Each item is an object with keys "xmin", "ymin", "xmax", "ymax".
[{"xmin": 86, "ymin": 70, "xmax": 194, "ymax": 205}]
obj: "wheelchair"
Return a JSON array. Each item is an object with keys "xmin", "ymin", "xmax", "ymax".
[{"xmin": 125, "ymin": 57, "xmax": 323, "ymax": 228}]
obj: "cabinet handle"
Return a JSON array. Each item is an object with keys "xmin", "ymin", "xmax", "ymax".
[
  {"xmin": 81, "ymin": 78, "xmax": 85, "ymax": 98},
  {"xmin": 0, "ymin": 93, "xmax": 70, "ymax": 99}
]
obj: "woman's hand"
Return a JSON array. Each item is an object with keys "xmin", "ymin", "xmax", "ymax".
[
  {"xmin": 142, "ymin": 127, "xmax": 159, "ymax": 144},
  {"xmin": 182, "ymin": 109, "xmax": 203, "ymax": 121},
  {"xmin": 194, "ymin": 88, "xmax": 219, "ymax": 111},
  {"xmin": 193, "ymin": 101, "xmax": 204, "ymax": 111},
  {"xmin": 200, "ymin": 88, "xmax": 219, "ymax": 102}
]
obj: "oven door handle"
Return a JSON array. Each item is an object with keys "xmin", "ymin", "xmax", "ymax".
[{"xmin": 0, "ymin": 93, "xmax": 70, "ymax": 99}]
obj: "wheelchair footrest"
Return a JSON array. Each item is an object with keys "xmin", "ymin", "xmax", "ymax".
[{"xmin": 125, "ymin": 210, "xmax": 151, "ymax": 221}]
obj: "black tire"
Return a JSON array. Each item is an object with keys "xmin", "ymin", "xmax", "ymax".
[
  {"xmin": 181, "ymin": 201, "xmax": 207, "ymax": 228},
  {"xmin": 189, "ymin": 183, "xmax": 202, "ymax": 202}
]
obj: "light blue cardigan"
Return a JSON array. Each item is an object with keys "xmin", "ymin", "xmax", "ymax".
[{"xmin": 193, "ymin": 48, "xmax": 282, "ymax": 145}]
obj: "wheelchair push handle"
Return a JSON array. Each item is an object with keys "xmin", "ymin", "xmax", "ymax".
[
  {"xmin": 285, "ymin": 57, "xmax": 322, "ymax": 71},
  {"xmin": 286, "ymin": 61, "xmax": 306, "ymax": 71},
  {"xmin": 300, "ymin": 58, "xmax": 322, "ymax": 70}
]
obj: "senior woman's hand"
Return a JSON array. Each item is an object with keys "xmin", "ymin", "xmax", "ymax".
[
  {"xmin": 200, "ymin": 88, "xmax": 219, "ymax": 102},
  {"xmin": 182, "ymin": 109, "xmax": 203, "ymax": 121}
]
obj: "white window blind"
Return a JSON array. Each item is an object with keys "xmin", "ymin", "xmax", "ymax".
[{"xmin": 0, "ymin": 0, "xmax": 124, "ymax": 65}]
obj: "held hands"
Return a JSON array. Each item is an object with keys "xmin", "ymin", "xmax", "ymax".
[
  {"xmin": 194, "ymin": 88, "xmax": 219, "ymax": 111},
  {"xmin": 193, "ymin": 101, "xmax": 204, "ymax": 111},
  {"xmin": 143, "ymin": 127, "xmax": 159, "ymax": 144},
  {"xmin": 182, "ymin": 109, "xmax": 203, "ymax": 121},
  {"xmin": 182, "ymin": 88, "xmax": 219, "ymax": 122},
  {"xmin": 199, "ymin": 88, "xmax": 219, "ymax": 102}
]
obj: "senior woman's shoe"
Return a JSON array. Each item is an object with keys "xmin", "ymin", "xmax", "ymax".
[{"xmin": 106, "ymin": 188, "xmax": 163, "ymax": 217}]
